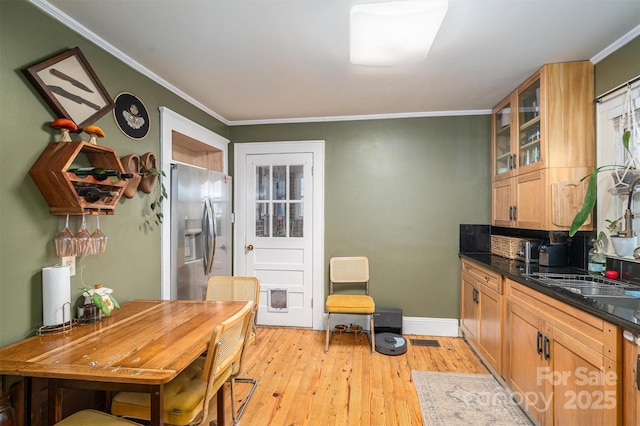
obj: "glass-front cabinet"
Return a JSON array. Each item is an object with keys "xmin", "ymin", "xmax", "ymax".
[
  {"xmin": 490, "ymin": 61, "xmax": 594, "ymax": 231},
  {"xmin": 493, "ymin": 95, "xmax": 515, "ymax": 180},
  {"xmin": 517, "ymin": 77, "xmax": 541, "ymax": 171}
]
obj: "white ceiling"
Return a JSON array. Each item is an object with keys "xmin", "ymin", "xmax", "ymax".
[{"xmin": 36, "ymin": 0, "xmax": 640, "ymax": 125}]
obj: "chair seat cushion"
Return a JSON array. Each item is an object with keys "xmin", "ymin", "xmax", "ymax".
[
  {"xmin": 326, "ymin": 294, "xmax": 375, "ymax": 313},
  {"xmin": 55, "ymin": 409, "xmax": 141, "ymax": 425},
  {"xmin": 111, "ymin": 357, "xmax": 233, "ymax": 425}
]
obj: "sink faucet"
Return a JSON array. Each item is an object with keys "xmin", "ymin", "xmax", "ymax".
[{"xmin": 621, "ymin": 175, "xmax": 640, "ymax": 238}]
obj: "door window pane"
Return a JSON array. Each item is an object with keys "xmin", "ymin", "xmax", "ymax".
[
  {"xmin": 273, "ymin": 202, "xmax": 286, "ymax": 237},
  {"xmin": 273, "ymin": 166, "xmax": 286, "ymax": 200},
  {"xmin": 290, "ymin": 203, "xmax": 303, "ymax": 237},
  {"xmin": 254, "ymin": 163, "xmax": 305, "ymax": 238},
  {"xmin": 255, "ymin": 203, "xmax": 269, "ymax": 237},
  {"xmin": 256, "ymin": 166, "xmax": 270, "ymax": 201},
  {"xmin": 290, "ymin": 165, "xmax": 303, "ymax": 201}
]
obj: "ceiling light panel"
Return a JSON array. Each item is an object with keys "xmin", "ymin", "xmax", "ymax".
[{"xmin": 350, "ymin": 0, "xmax": 449, "ymax": 66}]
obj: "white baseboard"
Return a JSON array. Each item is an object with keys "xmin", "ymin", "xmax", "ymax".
[
  {"xmin": 323, "ymin": 314, "xmax": 460, "ymax": 337},
  {"xmin": 403, "ymin": 316, "xmax": 460, "ymax": 337}
]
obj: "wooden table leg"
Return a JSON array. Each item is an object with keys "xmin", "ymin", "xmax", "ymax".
[
  {"xmin": 47, "ymin": 379, "xmax": 62, "ymax": 426},
  {"xmin": 149, "ymin": 384, "xmax": 164, "ymax": 426},
  {"xmin": 217, "ymin": 385, "xmax": 225, "ymax": 426}
]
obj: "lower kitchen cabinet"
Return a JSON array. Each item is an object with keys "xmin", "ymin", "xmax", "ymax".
[
  {"xmin": 460, "ymin": 260, "xmax": 504, "ymax": 376},
  {"xmin": 506, "ymin": 279, "xmax": 620, "ymax": 425},
  {"xmin": 622, "ymin": 330, "xmax": 640, "ymax": 426}
]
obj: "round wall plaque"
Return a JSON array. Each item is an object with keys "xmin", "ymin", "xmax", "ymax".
[{"xmin": 113, "ymin": 92, "xmax": 150, "ymax": 140}]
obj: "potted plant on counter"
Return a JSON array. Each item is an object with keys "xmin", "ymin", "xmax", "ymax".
[
  {"xmin": 605, "ymin": 217, "xmax": 638, "ymax": 257},
  {"xmin": 569, "ymin": 130, "xmax": 636, "ymax": 237}
]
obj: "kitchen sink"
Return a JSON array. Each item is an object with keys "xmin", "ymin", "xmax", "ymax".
[
  {"xmin": 589, "ymin": 295, "xmax": 640, "ymax": 311},
  {"xmin": 523, "ymin": 273, "xmax": 639, "ymax": 296}
]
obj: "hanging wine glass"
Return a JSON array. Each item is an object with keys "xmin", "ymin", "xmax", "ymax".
[
  {"xmin": 91, "ymin": 215, "xmax": 108, "ymax": 254},
  {"xmin": 54, "ymin": 215, "xmax": 75, "ymax": 257},
  {"xmin": 74, "ymin": 214, "xmax": 92, "ymax": 257}
]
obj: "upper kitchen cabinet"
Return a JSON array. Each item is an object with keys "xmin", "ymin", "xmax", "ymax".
[
  {"xmin": 491, "ymin": 61, "xmax": 594, "ymax": 231},
  {"xmin": 493, "ymin": 94, "xmax": 516, "ymax": 181}
]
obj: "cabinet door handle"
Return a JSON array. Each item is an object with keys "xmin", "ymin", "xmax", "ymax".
[
  {"xmin": 484, "ymin": 275, "xmax": 489, "ymax": 281},
  {"xmin": 509, "ymin": 206, "xmax": 513, "ymax": 221},
  {"xmin": 636, "ymin": 354, "xmax": 639, "ymax": 390},
  {"xmin": 543, "ymin": 336, "xmax": 551, "ymax": 360},
  {"xmin": 536, "ymin": 331, "xmax": 543, "ymax": 355},
  {"xmin": 472, "ymin": 288, "xmax": 478, "ymax": 304},
  {"xmin": 512, "ymin": 205, "xmax": 517, "ymax": 221}
]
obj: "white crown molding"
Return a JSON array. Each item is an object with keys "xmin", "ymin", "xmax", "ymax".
[
  {"xmin": 28, "ymin": 0, "xmax": 230, "ymax": 126},
  {"xmin": 591, "ymin": 24, "xmax": 640, "ymax": 64},
  {"xmin": 29, "ymin": 0, "xmax": 492, "ymax": 127},
  {"xmin": 228, "ymin": 109, "xmax": 491, "ymax": 126}
]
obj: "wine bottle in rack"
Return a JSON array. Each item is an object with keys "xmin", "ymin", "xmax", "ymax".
[
  {"xmin": 75, "ymin": 186, "xmax": 117, "ymax": 202},
  {"xmin": 67, "ymin": 167, "xmax": 134, "ymax": 181}
]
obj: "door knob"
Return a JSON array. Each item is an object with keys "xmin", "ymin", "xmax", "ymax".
[{"xmin": 246, "ymin": 244, "xmax": 254, "ymax": 251}]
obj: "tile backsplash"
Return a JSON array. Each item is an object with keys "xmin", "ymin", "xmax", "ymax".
[
  {"xmin": 459, "ymin": 224, "xmax": 592, "ymax": 270},
  {"xmin": 459, "ymin": 224, "xmax": 491, "ymax": 253}
]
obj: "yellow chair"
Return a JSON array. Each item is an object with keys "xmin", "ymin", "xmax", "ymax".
[
  {"xmin": 325, "ymin": 257, "xmax": 375, "ymax": 354},
  {"xmin": 55, "ymin": 409, "xmax": 142, "ymax": 425},
  {"xmin": 206, "ymin": 276, "xmax": 260, "ymax": 423},
  {"xmin": 110, "ymin": 301, "xmax": 253, "ymax": 425}
]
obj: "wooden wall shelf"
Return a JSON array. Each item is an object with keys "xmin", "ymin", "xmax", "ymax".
[{"xmin": 29, "ymin": 141, "xmax": 127, "ymax": 215}]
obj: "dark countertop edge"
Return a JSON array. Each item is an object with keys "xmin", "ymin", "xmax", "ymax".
[{"xmin": 459, "ymin": 252, "xmax": 640, "ymax": 334}]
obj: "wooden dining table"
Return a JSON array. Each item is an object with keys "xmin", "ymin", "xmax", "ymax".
[{"xmin": 0, "ymin": 299, "xmax": 248, "ymax": 426}]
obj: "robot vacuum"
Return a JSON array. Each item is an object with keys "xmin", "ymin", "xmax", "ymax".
[{"xmin": 375, "ymin": 332, "xmax": 407, "ymax": 355}]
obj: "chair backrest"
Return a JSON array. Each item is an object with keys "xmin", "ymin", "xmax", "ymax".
[
  {"xmin": 199, "ymin": 300, "xmax": 253, "ymax": 424},
  {"xmin": 329, "ymin": 257, "xmax": 370, "ymax": 295},
  {"xmin": 206, "ymin": 276, "xmax": 260, "ymax": 312}
]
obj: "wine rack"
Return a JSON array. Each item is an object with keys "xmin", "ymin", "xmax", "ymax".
[{"xmin": 29, "ymin": 141, "xmax": 127, "ymax": 215}]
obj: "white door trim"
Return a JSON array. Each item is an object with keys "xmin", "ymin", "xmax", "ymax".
[
  {"xmin": 234, "ymin": 141, "xmax": 325, "ymax": 330},
  {"xmin": 159, "ymin": 107, "xmax": 229, "ymax": 300}
]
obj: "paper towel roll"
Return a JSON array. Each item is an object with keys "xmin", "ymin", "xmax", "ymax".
[{"xmin": 42, "ymin": 265, "xmax": 71, "ymax": 326}]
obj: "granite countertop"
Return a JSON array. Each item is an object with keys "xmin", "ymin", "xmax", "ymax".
[{"xmin": 459, "ymin": 252, "xmax": 640, "ymax": 334}]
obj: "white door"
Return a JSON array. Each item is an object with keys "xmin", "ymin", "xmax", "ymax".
[{"xmin": 234, "ymin": 142, "xmax": 324, "ymax": 329}]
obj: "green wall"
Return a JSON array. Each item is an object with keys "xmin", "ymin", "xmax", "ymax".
[
  {"xmin": 594, "ymin": 36, "xmax": 640, "ymax": 96},
  {"xmin": 229, "ymin": 116, "xmax": 492, "ymax": 318},
  {"xmin": 0, "ymin": 0, "xmax": 226, "ymax": 346},
  {"xmin": 0, "ymin": 0, "xmax": 636, "ymax": 348}
]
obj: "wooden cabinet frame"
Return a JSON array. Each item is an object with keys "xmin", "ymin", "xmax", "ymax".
[
  {"xmin": 491, "ymin": 61, "xmax": 594, "ymax": 231},
  {"xmin": 505, "ymin": 279, "xmax": 621, "ymax": 425},
  {"xmin": 460, "ymin": 260, "xmax": 505, "ymax": 376}
]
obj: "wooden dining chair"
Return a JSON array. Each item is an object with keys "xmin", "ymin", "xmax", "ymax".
[
  {"xmin": 206, "ymin": 276, "xmax": 260, "ymax": 344},
  {"xmin": 325, "ymin": 256, "xmax": 375, "ymax": 354},
  {"xmin": 54, "ymin": 409, "xmax": 142, "ymax": 425},
  {"xmin": 110, "ymin": 301, "xmax": 253, "ymax": 425},
  {"xmin": 206, "ymin": 276, "xmax": 260, "ymax": 423}
]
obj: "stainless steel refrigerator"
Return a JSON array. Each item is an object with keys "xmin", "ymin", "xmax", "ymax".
[{"xmin": 170, "ymin": 163, "xmax": 232, "ymax": 300}]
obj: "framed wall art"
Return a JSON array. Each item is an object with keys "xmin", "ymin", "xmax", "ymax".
[
  {"xmin": 23, "ymin": 47, "xmax": 115, "ymax": 129},
  {"xmin": 113, "ymin": 92, "xmax": 150, "ymax": 140}
]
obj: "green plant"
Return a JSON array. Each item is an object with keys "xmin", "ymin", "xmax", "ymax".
[
  {"xmin": 605, "ymin": 217, "xmax": 621, "ymax": 235},
  {"xmin": 569, "ymin": 130, "xmax": 633, "ymax": 237},
  {"xmin": 144, "ymin": 167, "xmax": 167, "ymax": 229}
]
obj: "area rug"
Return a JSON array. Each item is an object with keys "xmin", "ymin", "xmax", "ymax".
[{"xmin": 411, "ymin": 371, "xmax": 533, "ymax": 425}]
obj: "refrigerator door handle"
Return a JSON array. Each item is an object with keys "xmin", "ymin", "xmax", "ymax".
[{"xmin": 203, "ymin": 197, "xmax": 216, "ymax": 275}]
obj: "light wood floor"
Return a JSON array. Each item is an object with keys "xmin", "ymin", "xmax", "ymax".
[{"xmin": 214, "ymin": 327, "xmax": 488, "ymax": 426}]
